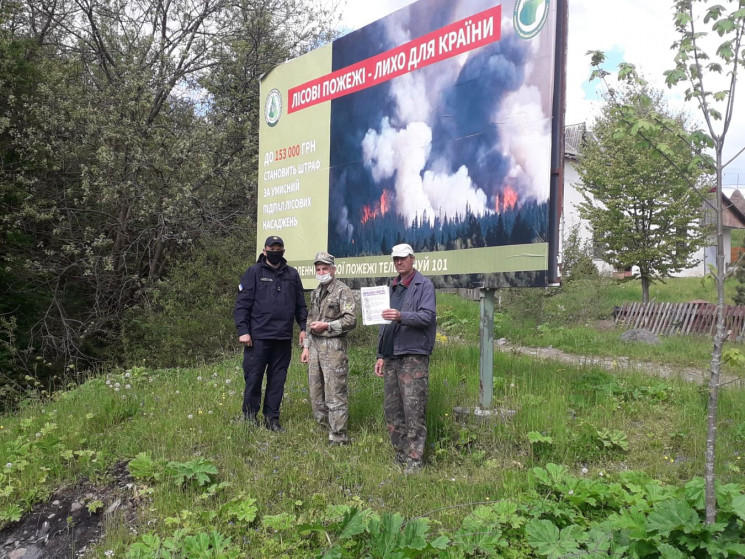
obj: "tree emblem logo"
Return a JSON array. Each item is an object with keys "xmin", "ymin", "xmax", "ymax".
[
  {"xmin": 264, "ymin": 89, "xmax": 282, "ymax": 127},
  {"xmin": 513, "ymin": 0, "xmax": 550, "ymax": 39}
]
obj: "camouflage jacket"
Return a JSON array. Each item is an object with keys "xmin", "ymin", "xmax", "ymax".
[{"xmin": 307, "ymin": 278, "xmax": 357, "ymax": 341}]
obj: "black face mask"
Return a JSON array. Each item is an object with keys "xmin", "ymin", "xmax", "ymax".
[{"xmin": 265, "ymin": 250, "xmax": 284, "ymax": 265}]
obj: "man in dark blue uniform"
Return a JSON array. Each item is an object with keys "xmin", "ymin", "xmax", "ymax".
[{"xmin": 234, "ymin": 236, "xmax": 307, "ymax": 431}]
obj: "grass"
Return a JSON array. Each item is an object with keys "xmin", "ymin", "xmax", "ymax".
[
  {"xmin": 1, "ymin": 279, "xmax": 745, "ymax": 556},
  {"xmin": 438, "ymin": 276, "xmax": 745, "ymax": 372},
  {"xmin": 600, "ymin": 275, "xmax": 739, "ymax": 306}
]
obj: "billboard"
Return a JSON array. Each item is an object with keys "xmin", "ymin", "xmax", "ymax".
[{"xmin": 258, "ymin": 0, "xmax": 564, "ymax": 288}]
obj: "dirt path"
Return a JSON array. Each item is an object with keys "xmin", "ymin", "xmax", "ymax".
[{"xmin": 494, "ymin": 339, "xmax": 744, "ymax": 387}]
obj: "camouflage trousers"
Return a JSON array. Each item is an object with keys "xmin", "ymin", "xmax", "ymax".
[
  {"xmin": 307, "ymin": 336, "xmax": 349, "ymax": 442},
  {"xmin": 382, "ymin": 355, "xmax": 429, "ymax": 462}
]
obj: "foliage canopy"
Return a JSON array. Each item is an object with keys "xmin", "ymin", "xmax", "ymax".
[{"xmin": 0, "ymin": 0, "xmax": 339, "ymax": 399}]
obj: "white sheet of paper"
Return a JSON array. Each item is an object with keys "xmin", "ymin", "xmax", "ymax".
[{"xmin": 361, "ymin": 285, "xmax": 391, "ymax": 326}]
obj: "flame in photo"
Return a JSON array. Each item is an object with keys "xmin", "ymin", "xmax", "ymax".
[
  {"xmin": 380, "ymin": 189, "xmax": 390, "ymax": 215},
  {"xmin": 495, "ymin": 186, "xmax": 518, "ymax": 213},
  {"xmin": 361, "ymin": 189, "xmax": 392, "ymax": 224},
  {"xmin": 327, "ymin": 0, "xmax": 554, "ymax": 257}
]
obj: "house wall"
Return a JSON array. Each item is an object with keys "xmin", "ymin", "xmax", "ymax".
[
  {"xmin": 560, "ymin": 161, "xmax": 614, "ymax": 277},
  {"xmin": 562, "ymin": 161, "xmax": 586, "ymax": 240},
  {"xmin": 697, "ymin": 231, "xmax": 732, "ymax": 275},
  {"xmin": 674, "ymin": 246, "xmax": 707, "ymax": 277}
]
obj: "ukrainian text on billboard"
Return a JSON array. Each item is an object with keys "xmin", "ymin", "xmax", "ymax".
[{"xmin": 258, "ymin": 0, "xmax": 558, "ymax": 288}]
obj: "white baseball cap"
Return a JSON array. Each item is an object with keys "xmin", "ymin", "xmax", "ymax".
[{"xmin": 391, "ymin": 243, "xmax": 414, "ymax": 257}]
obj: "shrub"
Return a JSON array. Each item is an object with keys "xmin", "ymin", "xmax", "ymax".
[
  {"xmin": 122, "ymin": 233, "xmax": 253, "ymax": 367},
  {"xmin": 543, "ymin": 277, "xmax": 616, "ymax": 325},
  {"xmin": 561, "ymin": 223, "xmax": 599, "ymax": 283}
]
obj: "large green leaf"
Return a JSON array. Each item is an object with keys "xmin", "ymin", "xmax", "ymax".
[
  {"xmin": 658, "ymin": 543, "xmax": 688, "ymax": 559},
  {"xmin": 526, "ymin": 520, "xmax": 582, "ymax": 559},
  {"xmin": 338, "ymin": 508, "xmax": 367, "ymax": 540},
  {"xmin": 730, "ymin": 493, "xmax": 745, "ymax": 521},
  {"xmin": 684, "ymin": 478, "xmax": 705, "ymax": 509},
  {"xmin": 400, "ymin": 518, "xmax": 430, "ymax": 551},
  {"xmin": 646, "ymin": 499, "xmax": 701, "ymax": 536}
]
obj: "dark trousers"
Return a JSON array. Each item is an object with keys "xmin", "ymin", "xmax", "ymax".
[{"xmin": 242, "ymin": 339, "xmax": 292, "ymax": 422}]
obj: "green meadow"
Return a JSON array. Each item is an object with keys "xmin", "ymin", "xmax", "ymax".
[{"xmin": 2, "ymin": 283, "xmax": 745, "ymax": 557}]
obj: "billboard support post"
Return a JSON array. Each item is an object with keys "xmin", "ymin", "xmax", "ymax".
[{"xmin": 478, "ymin": 288, "xmax": 495, "ymax": 410}]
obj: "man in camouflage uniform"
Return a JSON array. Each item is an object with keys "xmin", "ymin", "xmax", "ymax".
[
  {"xmin": 375, "ymin": 243, "xmax": 436, "ymax": 474},
  {"xmin": 301, "ymin": 252, "xmax": 357, "ymax": 445}
]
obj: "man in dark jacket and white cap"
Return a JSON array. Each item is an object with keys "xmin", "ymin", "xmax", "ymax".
[
  {"xmin": 374, "ymin": 243, "xmax": 436, "ymax": 474},
  {"xmin": 234, "ymin": 236, "xmax": 307, "ymax": 431}
]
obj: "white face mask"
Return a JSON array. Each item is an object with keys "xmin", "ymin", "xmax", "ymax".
[{"xmin": 316, "ymin": 273, "xmax": 333, "ymax": 284}]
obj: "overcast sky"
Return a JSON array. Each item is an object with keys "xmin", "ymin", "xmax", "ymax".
[{"xmin": 337, "ymin": 0, "xmax": 745, "ymax": 190}]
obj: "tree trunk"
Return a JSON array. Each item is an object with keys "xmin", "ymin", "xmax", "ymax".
[
  {"xmin": 705, "ymin": 148, "xmax": 725, "ymax": 524},
  {"xmin": 641, "ymin": 275, "xmax": 650, "ymax": 304},
  {"xmin": 112, "ymin": 203, "xmax": 131, "ymax": 274}
]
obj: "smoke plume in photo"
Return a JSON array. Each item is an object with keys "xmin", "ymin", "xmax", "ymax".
[{"xmin": 328, "ymin": 0, "xmax": 554, "ymax": 256}]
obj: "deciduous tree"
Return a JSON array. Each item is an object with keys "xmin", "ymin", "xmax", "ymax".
[
  {"xmin": 0, "ymin": 0, "xmax": 338, "ymax": 390},
  {"xmin": 589, "ymin": 0, "xmax": 744, "ymax": 523},
  {"xmin": 574, "ymin": 86, "xmax": 706, "ymax": 303}
]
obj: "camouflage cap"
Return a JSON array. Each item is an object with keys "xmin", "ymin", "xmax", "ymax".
[{"xmin": 313, "ymin": 251, "xmax": 335, "ymax": 266}]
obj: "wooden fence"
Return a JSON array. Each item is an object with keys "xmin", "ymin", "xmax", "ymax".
[{"xmin": 614, "ymin": 302, "xmax": 745, "ymax": 341}]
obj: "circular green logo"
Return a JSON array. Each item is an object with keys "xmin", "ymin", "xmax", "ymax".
[
  {"xmin": 264, "ymin": 89, "xmax": 282, "ymax": 127},
  {"xmin": 513, "ymin": 0, "xmax": 550, "ymax": 39}
]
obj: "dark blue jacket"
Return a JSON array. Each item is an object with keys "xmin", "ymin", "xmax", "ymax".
[
  {"xmin": 377, "ymin": 269, "xmax": 436, "ymax": 357},
  {"xmin": 234, "ymin": 254, "xmax": 307, "ymax": 340}
]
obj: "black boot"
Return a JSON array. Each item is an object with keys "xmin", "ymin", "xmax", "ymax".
[{"xmin": 266, "ymin": 419, "xmax": 284, "ymax": 432}]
